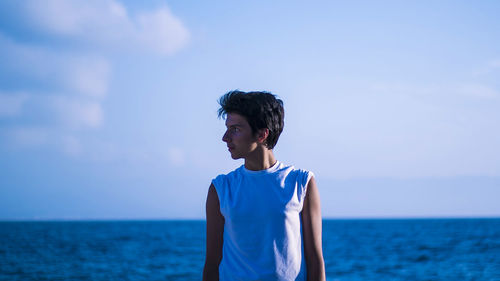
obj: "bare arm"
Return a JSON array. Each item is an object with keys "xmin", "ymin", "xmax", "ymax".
[
  {"xmin": 203, "ymin": 183, "xmax": 224, "ymax": 281},
  {"xmin": 301, "ymin": 176, "xmax": 326, "ymax": 281}
]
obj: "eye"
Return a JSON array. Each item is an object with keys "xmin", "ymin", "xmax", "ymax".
[{"xmin": 232, "ymin": 127, "xmax": 240, "ymax": 133}]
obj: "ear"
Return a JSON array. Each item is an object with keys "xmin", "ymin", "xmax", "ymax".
[{"xmin": 257, "ymin": 128, "xmax": 269, "ymax": 144}]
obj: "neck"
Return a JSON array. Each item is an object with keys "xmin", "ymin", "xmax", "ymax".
[{"xmin": 244, "ymin": 147, "xmax": 277, "ymax": 171}]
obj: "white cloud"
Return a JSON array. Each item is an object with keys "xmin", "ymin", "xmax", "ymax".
[
  {"xmin": 167, "ymin": 147, "xmax": 185, "ymax": 167},
  {"xmin": 488, "ymin": 59, "xmax": 500, "ymax": 69},
  {"xmin": 52, "ymin": 97, "xmax": 104, "ymax": 129},
  {"xmin": 24, "ymin": 0, "xmax": 129, "ymax": 35},
  {"xmin": 0, "ymin": 35, "xmax": 109, "ymax": 133},
  {"xmin": 287, "ymin": 77, "xmax": 500, "ymax": 179},
  {"xmin": 0, "ymin": 33, "xmax": 56, "ymax": 80},
  {"xmin": 0, "ymin": 92, "xmax": 28, "ymax": 117},
  {"xmin": 64, "ymin": 57, "xmax": 111, "ymax": 98},
  {"xmin": 61, "ymin": 135, "xmax": 82, "ymax": 156},
  {"xmin": 135, "ymin": 7, "xmax": 190, "ymax": 55},
  {"xmin": 0, "ymin": 34, "xmax": 111, "ymax": 98},
  {"xmin": 457, "ymin": 84, "xmax": 498, "ymax": 99},
  {"xmin": 0, "ymin": 0, "xmax": 190, "ymax": 160},
  {"xmin": 5, "ymin": 127, "xmax": 83, "ymax": 157},
  {"xmin": 472, "ymin": 58, "xmax": 500, "ymax": 76},
  {"xmin": 22, "ymin": 0, "xmax": 190, "ymax": 56},
  {"xmin": 0, "ymin": 36, "xmax": 108, "ymax": 158},
  {"xmin": 370, "ymin": 81, "xmax": 499, "ymax": 100},
  {"xmin": 7, "ymin": 127, "xmax": 49, "ymax": 147}
]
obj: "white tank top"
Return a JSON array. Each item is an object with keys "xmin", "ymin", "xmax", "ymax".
[{"xmin": 212, "ymin": 161, "xmax": 313, "ymax": 281}]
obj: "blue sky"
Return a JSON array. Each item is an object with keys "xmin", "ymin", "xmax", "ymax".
[{"xmin": 1, "ymin": 0, "xmax": 499, "ymax": 219}]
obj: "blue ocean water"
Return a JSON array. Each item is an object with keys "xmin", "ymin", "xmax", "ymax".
[{"xmin": 0, "ymin": 219, "xmax": 499, "ymax": 280}]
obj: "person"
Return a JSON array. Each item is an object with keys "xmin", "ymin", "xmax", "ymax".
[{"xmin": 203, "ymin": 90, "xmax": 325, "ymax": 281}]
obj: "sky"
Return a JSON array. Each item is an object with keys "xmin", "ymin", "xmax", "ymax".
[{"xmin": 0, "ymin": 0, "xmax": 499, "ymax": 220}]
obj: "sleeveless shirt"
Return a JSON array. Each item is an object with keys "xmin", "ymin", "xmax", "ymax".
[{"xmin": 212, "ymin": 161, "xmax": 314, "ymax": 281}]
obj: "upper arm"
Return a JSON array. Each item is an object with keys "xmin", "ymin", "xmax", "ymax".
[
  {"xmin": 203, "ymin": 183, "xmax": 224, "ymax": 280},
  {"xmin": 301, "ymin": 176, "xmax": 326, "ymax": 280}
]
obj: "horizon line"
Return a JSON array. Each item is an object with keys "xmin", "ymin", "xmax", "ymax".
[{"xmin": 1, "ymin": 215, "xmax": 499, "ymax": 222}]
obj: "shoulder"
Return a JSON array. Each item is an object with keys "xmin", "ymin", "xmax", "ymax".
[
  {"xmin": 278, "ymin": 163, "xmax": 315, "ymax": 200},
  {"xmin": 212, "ymin": 166, "xmax": 243, "ymax": 190},
  {"xmin": 280, "ymin": 163, "xmax": 314, "ymax": 183}
]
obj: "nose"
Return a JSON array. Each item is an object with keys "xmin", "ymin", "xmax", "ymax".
[{"xmin": 222, "ymin": 130, "xmax": 230, "ymax": 143}]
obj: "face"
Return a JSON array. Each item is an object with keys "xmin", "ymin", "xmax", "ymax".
[{"xmin": 222, "ymin": 113, "xmax": 259, "ymax": 160}]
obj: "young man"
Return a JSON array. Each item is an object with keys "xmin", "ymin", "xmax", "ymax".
[{"xmin": 203, "ymin": 91, "xmax": 325, "ymax": 281}]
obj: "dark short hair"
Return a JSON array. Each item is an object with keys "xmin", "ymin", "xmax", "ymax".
[{"xmin": 218, "ymin": 90, "xmax": 284, "ymax": 149}]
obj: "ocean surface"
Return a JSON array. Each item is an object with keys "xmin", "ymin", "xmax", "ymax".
[{"xmin": 0, "ymin": 219, "xmax": 499, "ymax": 280}]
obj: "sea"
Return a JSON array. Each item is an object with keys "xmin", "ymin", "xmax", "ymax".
[{"xmin": 0, "ymin": 219, "xmax": 499, "ymax": 280}]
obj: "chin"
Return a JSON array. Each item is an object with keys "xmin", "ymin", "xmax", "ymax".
[{"xmin": 229, "ymin": 152, "xmax": 242, "ymax": 160}]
